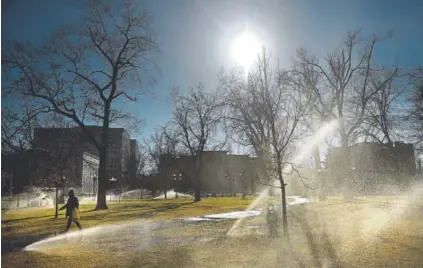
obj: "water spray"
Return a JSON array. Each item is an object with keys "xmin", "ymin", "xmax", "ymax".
[{"xmin": 227, "ymin": 120, "xmax": 339, "ymax": 236}]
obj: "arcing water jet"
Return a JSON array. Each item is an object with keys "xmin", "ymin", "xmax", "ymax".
[{"xmin": 227, "ymin": 120, "xmax": 339, "ymax": 236}]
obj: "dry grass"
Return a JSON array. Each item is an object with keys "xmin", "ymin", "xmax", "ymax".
[
  {"xmin": 2, "ymin": 196, "xmax": 423, "ymax": 268},
  {"xmin": 2, "ymin": 197, "xmax": 253, "ymax": 239}
]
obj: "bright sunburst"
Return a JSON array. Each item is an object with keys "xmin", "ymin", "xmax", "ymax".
[{"xmin": 231, "ymin": 29, "xmax": 262, "ymax": 73}]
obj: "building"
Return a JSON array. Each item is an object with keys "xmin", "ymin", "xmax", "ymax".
[
  {"xmin": 81, "ymin": 152, "xmax": 100, "ymax": 194},
  {"xmin": 157, "ymin": 151, "xmax": 259, "ymax": 194},
  {"xmin": 326, "ymin": 141, "xmax": 417, "ymax": 194},
  {"xmin": 128, "ymin": 139, "xmax": 140, "ymax": 185},
  {"xmin": 327, "ymin": 141, "xmax": 416, "ymax": 175},
  {"xmin": 33, "ymin": 126, "xmax": 134, "ymax": 188},
  {"xmin": 1, "ymin": 150, "xmax": 99, "ymax": 195}
]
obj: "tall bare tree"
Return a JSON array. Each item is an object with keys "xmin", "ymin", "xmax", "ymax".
[
  {"xmin": 169, "ymin": 83, "xmax": 225, "ymax": 202},
  {"xmin": 354, "ymin": 69, "xmax": 405, "ymax": 144},
  {"xmin": 290, "ymin": 52, "xmax": 327, "ymax": 199},
  {"xmin": 295, "ymin": 31, "xmax": 399, "ymax": 148},
  {"xmin": 221, "ymin": 51, "xmax": 311, "ymax": 235},
  {"xmin": 143, "ymin": 126, "xmax": 179, "ymax": 198},
  {"xmin": 2, "ymin": 0, "xmax": 157, "ymax": 210},
  {"xmin": 408, "ymin": 67, "xmax": 423, "ymax": 153}
]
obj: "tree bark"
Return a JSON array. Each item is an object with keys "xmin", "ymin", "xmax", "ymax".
[
  {"xmin": 55, "ymin": 187, "xmax": 59, "ymax": 218},
  {"xmin": 194, "ymin": 155, "xmax": 202, "ymax": 202},
  {"xmin": 194, "ymin": 170, "xmax": 201, "ymax": 202},
  {"xmin": 280, "ymin": 182, "xmax": 288, "ymax": 237},
  {"xmin": 277, "ymin": 158, "xmax": 288, "ymax": 236},
  {"xmin": 95, "ymin": 103, "xmax": 111, "ymax": 210},
  {"xmin": 95, "ymin": 146, "xmax": 108, "ymax": 210},
  {"xmin": 313, "ymin": 146, "xmax": 326, "ymax": 200}
]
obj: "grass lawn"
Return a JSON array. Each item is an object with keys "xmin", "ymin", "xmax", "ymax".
[
  {"xmin": 2, "ymin": 197, "xmax": 254, "ymax": 239},
  {"xmin": 2, "ymin": 196, "xmax": 423, "ymax": 268}
]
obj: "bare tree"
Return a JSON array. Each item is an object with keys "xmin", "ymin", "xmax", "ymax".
[
  {"xmin": 125, "ymin": 140, "xmax": 146, "ymax": 193},
  {"xmin": 295, "ymin": 31, "xmax": 399, "ymax": 148},
  {"xmin": 143, "ymin": 126, "xmax": 179, "ymax": 198},
  {"xmin": 290, "ymin": 53, "xmax": 327, "ymax": 199},
  {"xmin": 1, "ymin": 104, "xmax": 84, "ymax": 216},
  {"xmin": 354, "ymin": 69, "xmax": 405, "ymax": 144},
  {"xmin": 169, "ymin": 83, "xmax": 225, "ymax": 202},
  {"xmin": 408, "ymin": 67, "xmax": 423, "ymax": 153},
  {"xmin": 2, "ymin": 0, "xmax": 157, "ymax": 210},
  {"xmin": 221, "ymin": 51, "xmax": 311, "ymax": 235}
]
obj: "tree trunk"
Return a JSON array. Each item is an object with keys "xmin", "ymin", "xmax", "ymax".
[
  {"xmin": 194, "ymin": 156, "xmax": 202, "ymax": 202},
  {"xmin": 313, "ymin": 146, "xmax": 325, "ymax": 200},
  {"xmin": 339, "ymin": 117, "xmax": 349, "ymax": 148},
  {"xmin": 276, "ymin": 158, "xmax": 288, "ymax": 236},
  {"xmin": 194, "ymin": 177, "xmax": 201, "ymax": 202},
  {"xmin": 55, "ymin": 187, "xmax": 59, "ymax": 218},
  {"xmin": 280, "ymin": 182, "xmax": 288, "ymax": 236},
  {"xmin": 95, "ymin": 102, "xmax": 111, "ymax": 210},
  {"xmin": 95, "ymin": 147, "xmax": 108, "ymax": 210}
]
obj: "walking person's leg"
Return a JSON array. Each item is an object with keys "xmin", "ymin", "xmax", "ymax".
[
  {"xmin": 74, "ymin": 220, "xmax": 82, "ymax": 230},
  {"xmin": 64, "ymin": 217, "xmax": 72, "ymax": 232}
]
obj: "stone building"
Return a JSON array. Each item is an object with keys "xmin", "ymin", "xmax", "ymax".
[
  {"xmin": 33, "ymin": 126, "xmax": 133, "ymax": 183},
  {"xmin": 327, "ymin": 141, "xmax": 416, "ymax": 175},
  {"xmin": 157, "ymin": 151, "xmax": 259, "ymax": 194},
  {"xmin": 326, "ymin": 141, "xmax": 417, "ymax": 194}
]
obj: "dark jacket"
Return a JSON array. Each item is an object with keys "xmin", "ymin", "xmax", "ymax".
[{"xmin": 60, "ymin": 196, "xmax": 79, "ymax": 218}]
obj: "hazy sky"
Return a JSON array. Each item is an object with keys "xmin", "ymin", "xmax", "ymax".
[{"xmin": 2, "ymin": 0, "xmax": 423, "ymax": 142}]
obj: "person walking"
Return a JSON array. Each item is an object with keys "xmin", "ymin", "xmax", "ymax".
[{"xmin": 59, "ymin": 189, "xmax": 82, "ymax": 232}]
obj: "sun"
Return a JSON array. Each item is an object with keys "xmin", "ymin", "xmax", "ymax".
[{"xmin": 231, "ymin": 30, "xmax": 262, "ymax": 72}]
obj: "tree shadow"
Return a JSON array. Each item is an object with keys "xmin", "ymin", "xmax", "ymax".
[
  {"xmin": 2, "ymin": 214, "xmax": 54, "ymax": 224},
  {"xmin": 377, "ymin": 236, "xmax": 423, "ymax": 255},
  {"xmin": 2, "ymin": 201, "xmax": 196, "ymax": 253},
  {"xmin": 288, "ymin": 208, "xmax": 343, "ymax": 268}
]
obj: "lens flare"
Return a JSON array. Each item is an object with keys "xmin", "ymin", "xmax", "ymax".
[{"xmin": 227, "ymin": 120, "xmax": 339, "ymax": 236}]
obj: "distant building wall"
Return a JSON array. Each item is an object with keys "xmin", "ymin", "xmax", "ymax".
[
  {"xmin": 327, "ymin": 141, "xmax": 416, "ymax": 175},
  {"xmin": 81, "ymin": 152, "xmax": 99, "ymax": 194},
  {"xmin": 33, "ymin": 126, "xmax": 134, "ymax": 182},
  {"xmin": 158, "ymin": 151, "xmax": 259, "ymax": 193},
  {"xmin": 326, "ymin": 141, "xmax": 417, "ymax": 193}
]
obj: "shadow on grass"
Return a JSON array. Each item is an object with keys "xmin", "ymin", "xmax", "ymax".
[
  {"xmin": 2, "ymin": 215, "xmax": 54, "ymax": 224},
  {"xmin": 81, "ymin": 201, "xmax": 195, "ymax": 222},
  {"xmin": 127, "ymin": 247, "xmax": 194, "ymax": 268},
  {"xmin": 283, "ymin": 207, "xmax": 343, "ymax": 268},
  {"xmin": 2, "ymin": 201, "xmax": 196, "ymax": 253},
  {"xmin": 378, "ymin": 236, "xmax": 423, "ymax": 255}
]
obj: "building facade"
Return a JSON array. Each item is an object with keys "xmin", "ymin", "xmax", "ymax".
[
  {"xmin": 158, "ymin": 151, "xmax": 259, "ymax": 194},
  {"xmin": 1, "ymin": 150, "xmax": 99, "ymax": 194},
  {"xmin": 327, "ymin": 141, "xmax": 416, "ymax": 175},
  {"xmin": 81, "ymin": 152, "xmax": 100, "ymax": 194},
  {"xmin": 326, "ymin": 141, "xmax": 417, "ymax": 194},
  {"xmin": 33, "ymin": 126, "xmax": 135, "ymax": 190}
]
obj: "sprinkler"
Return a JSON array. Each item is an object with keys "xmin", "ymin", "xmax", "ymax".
[{"xmin": 266, "ymin": 204, "xmax": 280, "ymax": 237}]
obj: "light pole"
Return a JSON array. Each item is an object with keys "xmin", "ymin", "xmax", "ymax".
[
  {"xmin": 346, "ymin": 166, "xmax": 356, "ymax": 201},
  {"xmin": 55, "ymin": 175, "xmax": 66, "ymax": 218},
  {"xmin": 6, "ymin": 169, "xmax": 14, "ymax": 202},
  {"xmin": 225, "ymin": 175, "xmax": 232, "ymax": 197},
  {"xmin": 317, "ymin": 169, "xmax": 325, "ymax": 200},
  {"xmin": 173, "ymin": 173, "xmax": 182, "ymax": 198},
  {"xmin": 109, "ymin": 177, "xmax": 117, "ymax": 201},
  {"xmin": 92, "ymin": 176, "xmax": 98, "ymax": 198}
]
